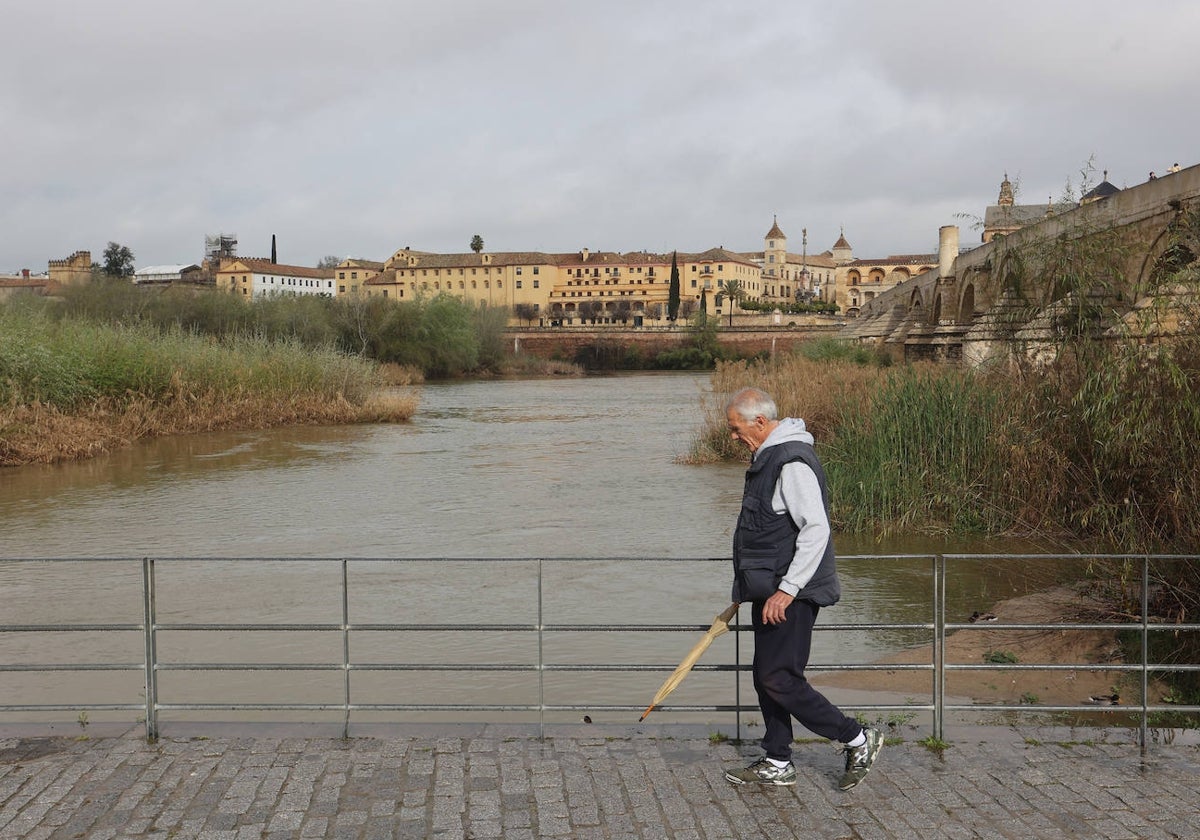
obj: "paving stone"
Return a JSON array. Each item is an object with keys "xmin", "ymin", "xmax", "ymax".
[{"xmin": 0, "ymin": 730, "xmax": 1196, "ymax": 839}]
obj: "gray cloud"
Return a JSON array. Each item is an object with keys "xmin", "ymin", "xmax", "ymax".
[{"xmin": 3, "ymin": 0, "xmax": 1197, "ymax": 272}]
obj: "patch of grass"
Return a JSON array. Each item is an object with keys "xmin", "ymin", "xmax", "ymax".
[
  {"xmin": 918, "ymin": 736, "xmax": 950, "ymax": 754},
  {"xmin": 983, "ymin": 650, "xmax": 1019, "ymax": 664}
]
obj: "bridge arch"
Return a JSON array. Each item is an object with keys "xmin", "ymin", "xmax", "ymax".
[
  {"xmin": 909, "ymin": 287, "xmax": 925, "ymax": 318},
  {"xmin": 958, "ymin": 284, "xmax": 976, "ymax": 324}
]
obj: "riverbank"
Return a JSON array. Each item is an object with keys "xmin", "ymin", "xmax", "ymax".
[
  {"xmin": 0, "ymin": 390, "xmax": 418, "ymax": 467},
  {"xmin": 812, "ymin": 584, "xmax": 1162, "ymax": 709},
  {"xmin": 0, "ymin": 311, "xmax": 420, "ymax": 467}
]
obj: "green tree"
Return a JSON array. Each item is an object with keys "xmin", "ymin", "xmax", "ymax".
[
  {"xmin": 715, "ymin": 278, "xmax": 745, "ymax": 326},
  {"xmin": 470, "ymin": 235, "xmax": 484, "ymax": 254},
  {"xmin": 102, "ymin": 242, "xmax": 135, "ymax": 277},
  {"xmin": 668, "ymin": 251, "xmax": 681, "ymax": 322}
]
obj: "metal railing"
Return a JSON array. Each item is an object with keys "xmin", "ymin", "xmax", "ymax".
[{"xmin": 1, "ymin": 555, "xmax": 1197, "ymax": 745}]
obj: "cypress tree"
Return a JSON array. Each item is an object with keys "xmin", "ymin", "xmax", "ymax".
[{"xmin": 668, "ymin": 250, "xmax": 681, "ymax": 322}]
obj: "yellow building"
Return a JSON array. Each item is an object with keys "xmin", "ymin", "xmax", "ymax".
[
  {"xmin": 332, "ymin": 258, "xmax": 384, "ymax": 296},
  {"xmin": 215, "ymin": 258, "xmax": 336, "ymax": 298},
  {"xmin": 359, "ymin": 220, "xmax": 846, "ymax": 322},
  {"xmin": 365, "ymin": 248, "xmax": 560, "ymax": 310},
  {"xmin": 362, "ymin": 244, "xmax": 766, "ymax": 323},
  {"xmin": 833, "ymin": 229, "xmax": 936, "ymax": 317}
]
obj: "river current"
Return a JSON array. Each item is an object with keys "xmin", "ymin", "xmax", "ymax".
[{"xmin": 0, "ymin": 373, "xmax": 1061, "ymax": 725}]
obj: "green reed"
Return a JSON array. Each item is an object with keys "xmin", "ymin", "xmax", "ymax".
[
  {"xmin": 0, "ymin": 307, "xmax": 382, "ymax": 410},
  {"xmin": 822, "ymin": 365, "xmax": 1017, "ymax": 535}
]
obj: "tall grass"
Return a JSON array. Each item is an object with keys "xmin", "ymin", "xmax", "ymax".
[
  {"xmin": 823, "ymin": 365, "xmax": 1018, "ymax": 534},
  {"xmin": 691, "ymin": 330, "xmax": 1200, "ymax": 546},
  {"xmin": 0, "ymin": 307, "xmax": 416, "ymax": 465},
  {"xmin": 688, "ymin": 341, "xmax": 888, "ymax": 463},
  {"xmin": 51, "ymin": 279, "xmax": 508, "ymax": 379}
]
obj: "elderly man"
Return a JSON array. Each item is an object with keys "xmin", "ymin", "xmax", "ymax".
[{"xmin": 722, "ymin": 387, "xmax": 882, "ymax": 790}]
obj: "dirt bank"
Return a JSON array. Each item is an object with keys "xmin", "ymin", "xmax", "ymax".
[
  {"xmin": 0, "ymin": 390, "xmax": 417, "ymax": 467},
  {"xmin": 811, "ymin": 584, "xmax": 1162, "ymax": 708}
]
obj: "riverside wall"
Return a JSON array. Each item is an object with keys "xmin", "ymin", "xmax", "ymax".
[{"xmin": 504, "ymin": 323, "xmax": 843, "ymax": 360}]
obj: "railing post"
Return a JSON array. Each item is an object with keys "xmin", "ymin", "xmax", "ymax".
[
  {"xmin": 934, "ymin": 554, "xmax": 944, "ymax": 742},
  {"xmin": 537, "ymin": 558, "xmax": 545, "ymax": 739},
  {"xmin": 342, "ymin": 559, "xmax": 351, "ymax": 740},
  {"xmin": 142, "ymin": 557, "xmax": 159, "ymax": 742},
  {"xmin": 1141, "ymin": 555, "xmax": 1150, "ymax": 752}
]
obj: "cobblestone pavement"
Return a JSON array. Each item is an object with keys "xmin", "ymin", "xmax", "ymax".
[{"xmin": 1, "ymin": 725, "xmax": 1197, "ymax": 839}]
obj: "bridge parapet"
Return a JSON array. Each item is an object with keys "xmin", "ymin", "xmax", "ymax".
[{"xmin": 855, "ymin": 165, "xmax": 1200, "ymax": 366}]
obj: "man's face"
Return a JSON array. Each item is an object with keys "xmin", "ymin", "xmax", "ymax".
[{"xmin": 726, "ymin": 407, "xmax": 769, "ymax": 453}]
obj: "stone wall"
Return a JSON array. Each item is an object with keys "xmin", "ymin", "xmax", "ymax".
[{"xmin": 505, "ymin": 325, "xmax": 842, "ymax": 360}]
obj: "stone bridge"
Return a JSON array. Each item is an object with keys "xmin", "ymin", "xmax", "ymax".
[{"xmin": 844, "ymin": 165, "xmax": 1200, "ymax": 366}]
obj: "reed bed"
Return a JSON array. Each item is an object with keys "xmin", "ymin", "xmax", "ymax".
[
  {"xmin": 688, "ymin": 334, "xmax": 1200, "ymax": 548},
  {"xmin": 685, "ymin": 341, "xmax": 886, "ymax": 463},
  {"xmin": 0, "ymin": 310, "xmax": 417, "ymax": 466}
]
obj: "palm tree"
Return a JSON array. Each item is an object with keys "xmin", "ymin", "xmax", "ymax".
[
  {"xmin": 470, "ymin": 235, "xmax": 484, "ymax": 254},
  {"xmin": 715, "ymin": 279, "xmax": 745, "ymax": 326}
]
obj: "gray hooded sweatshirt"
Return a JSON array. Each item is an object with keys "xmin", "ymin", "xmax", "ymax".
[{"xmin": 752, "ymin": 417, "xmax": 831, "ymax": 597}]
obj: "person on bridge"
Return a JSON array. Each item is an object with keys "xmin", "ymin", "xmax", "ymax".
[{"xmin": 721, "ymin": 387, "xmax": 883, "ymax": 790}]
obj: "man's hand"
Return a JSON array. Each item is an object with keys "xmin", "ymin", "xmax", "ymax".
[{"xmin": 762, "ymin": 590, "xmax": 794, "ymax": 624}]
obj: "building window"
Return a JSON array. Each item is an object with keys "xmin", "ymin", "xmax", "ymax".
[
  {"xmin": 339, "ymin": 272, "xmax": 346, "ymax": 279},
  {"xmin": 533, "ymin": 280, "xmax": 539, "ymax": 288},
  {"xmin": 516, "ymin": 267, "xmax": 523, "ymax": 275},
  {"xmin": 533, "ymin": 267, "xmax": 539, "ymax": 275},
  {"xmin": 351, "ymin": 271, "xmax": 358, "ymax": 279},
  {"xmin": 516, "ymin": 280, "xmax": 523, "ymax": 289}
]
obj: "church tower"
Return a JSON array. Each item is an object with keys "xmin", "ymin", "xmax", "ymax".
[
  {"xmin": 764, "ymin": 216, "xmax": 787, "ymax": 280},
  {"xmin": 831, "ymin": 226, "xmax": 853, "ymax": 265},
  {"xmin": 997, "ymin": 173, "xmax": 1015, "ymax": 207}
]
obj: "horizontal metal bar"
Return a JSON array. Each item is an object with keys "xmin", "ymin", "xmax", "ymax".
[
  {"xmin": 0, "ymin": 664, "xmax": 142, "ymax": 672},
  {"xmin": 943, "ymin": 622, "xmax": 1200, "ymax": 632},
  {"xmin": 0, "ymin": 704, "xmax": 145, "ymax": 712},
  {"xmin": 944, "ymin": 703, "xmax": 1200, "ymax": 713},
  {"xmin": 0, "ymin": 625, "xmax": 142, "ymax": 633},
  {"xmin": 945, "ymin": 663, "xmax": 1200, "ymax": 672}
]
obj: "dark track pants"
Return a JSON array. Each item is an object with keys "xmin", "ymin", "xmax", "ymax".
[{"xmin": 751, "ymin": 597, "xmax": 863, "ymax": 761}]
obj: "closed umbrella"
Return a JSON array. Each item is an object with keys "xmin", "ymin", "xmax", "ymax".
[{"xmin": 639, "ymin": 603, "xmax": 739, "ymax": 721}]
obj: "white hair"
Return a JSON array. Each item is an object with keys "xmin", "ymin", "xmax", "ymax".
[{"xmin": 726, "ymin": 387, "xmax": 778, "ymax": 422}]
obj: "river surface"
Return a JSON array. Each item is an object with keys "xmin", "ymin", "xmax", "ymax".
[{"xmin": 0, "ymin": 373, "xmax": 1069, "ymax": 726}]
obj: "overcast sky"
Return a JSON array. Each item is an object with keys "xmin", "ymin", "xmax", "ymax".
[{"xmin": 4, "ymin": 0, "xmax": 1197, "ymax": 273}]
